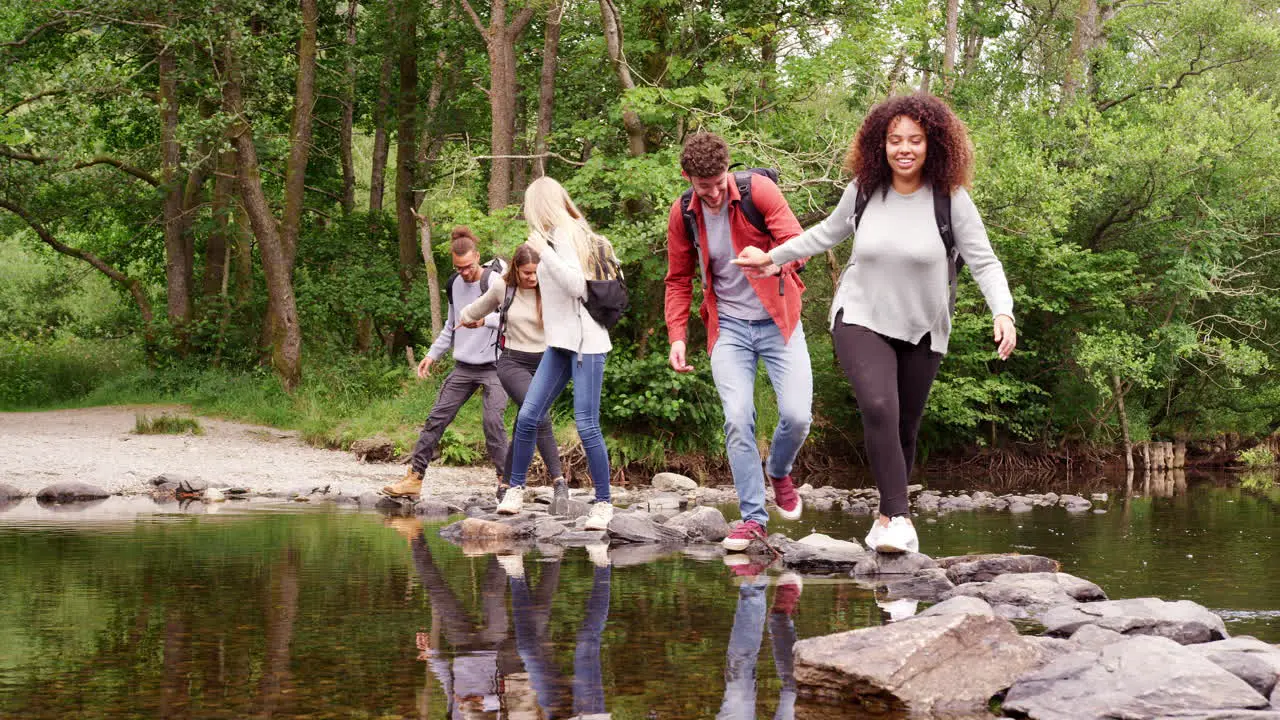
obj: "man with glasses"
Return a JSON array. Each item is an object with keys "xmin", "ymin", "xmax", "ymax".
[{"xmin": 384, "ymin": 226, "xmax": 510, "ymax": 499}]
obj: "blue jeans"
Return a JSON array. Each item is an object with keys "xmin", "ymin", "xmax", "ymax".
[
  {"xmin": 710, "ymin": 317, "xmax": 813, "ymax": 526},
  {"xmin": 508, "ymin": 348, "xmax": 611, "ymax": 501},
  {"xmin": 718, "ymin": 582, "xmax": 798, "ymax": 720}
]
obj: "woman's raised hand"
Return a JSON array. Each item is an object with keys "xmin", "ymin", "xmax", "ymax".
[{"xmin": 732, "ymin": 246, "xmax": 780, "ymax": 277}]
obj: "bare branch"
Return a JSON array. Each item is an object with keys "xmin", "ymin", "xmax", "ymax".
[
  {"xmin": 470, "ymin": 151, "xmax": 586, "ymax": 167},
  {"xmin": 1098, "ymin": 55, "xmax": 1253, "ymax": 112},
  {"xmin": 2, "ymin": 89, "xmax": 65, "ymax": 116},
  {"xmin": 510, "ymin": 5, "xmax": 537, "ymax": 39},
  {"xmin": 1, "ymin": 18, "xmax": 68, "ymax": 50},
  {"xmin": 0, "ymin": 146, "xmax": 160, "ymax": 185},
  {"xmin": 457, "ymin": 0, "xmax": 488, "ymax": 36}
]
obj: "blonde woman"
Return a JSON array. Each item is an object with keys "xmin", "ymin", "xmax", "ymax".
[
  {"xmin": 496, "ymin": 176, "xmax": 615, "ymax": 531},
  {"xmin": 458, "ymin": 243, "xmax": 567, "ymax": 507}
]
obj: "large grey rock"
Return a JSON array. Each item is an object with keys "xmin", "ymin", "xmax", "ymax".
[
  {"xmin": 1003, "ymin": 636, "xmax": 1271, "ymax": 720},
  {"xmin": 532, "ymin": 517, "xmax": 568, "ymax": 541},
  {"xmin": 557, "ymin": 530, "xmax": 608, "ymax": 546},
  {"xmin": 936, "ymin": 553, "xmax": 1061, "ymax": 585},
  {"xmin": 1190, "ymin": 637, "xmax": 1280, "ymax": 698},
  {"xmin": 606, "ymin": 512, "xmax": 687, "ymax": 544},
  {"xmin": 1070, "ymin": 623, "xmax": 1127, "ymax": 650},
  {"xmin": 879, "ymin": 568, "xmax": 955, "ymax": 602},
  {"xmin": 664, "ymin": 507, "xmax": 730, "ymax": 542},
  {"xmin": 414, "ymin": 499, "xmax": 456, "ymax": 517},
  {"xmin": 856, "ymin": 552, "xmax": 940, "ymax": 577},
  {"xmin": 777, "ymin": 535, "xmax": 871, "ymax": 573},
  {"xmin": 36, "ymin": 482, "xmax": 111, "ymax": 503},
  {"xmin": 1041, "ymin": 598, "xmax": 1229, "ymax": 645},
  {"xmin": 793, "ymin": 612, "xmax": 1055, "ymax": 716},
  {"xmin": 440, "ymin": 518, "xmax": 534, "ymax": 541},
  {"xmin": 797, "ymin": 532, "xmax": 864, "ymax": 553},
  {"xmin": 0, "ymin": 483, "xmax": 26, "ymax": 501},
  {"xmin": 1272, "ymin": 682, "xmax": 1279, "ymax": 708},
  {"xmin": 916, "ymin": 596, "xmax": 995, "ymax": 619},
  {"xmin": 651, "ymin": 472, "xmax": 697, "ymax": 492},
  {"xmin": 945, "ymin": 572, "xmax": 1106, "ymax": 618}
]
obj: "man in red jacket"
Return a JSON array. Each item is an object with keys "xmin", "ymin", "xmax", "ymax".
[{"xmin": 664, "ymin": 132, "xmax": 812, "ymax": 552}]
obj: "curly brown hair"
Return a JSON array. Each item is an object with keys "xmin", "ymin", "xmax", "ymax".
[
  {"xmin": 844, "ymin": 93, "xmax": 974, "ymax": 196},
  {"xmin": 680, "ymin": 132, "xmax": 730, "ymax": 177}
]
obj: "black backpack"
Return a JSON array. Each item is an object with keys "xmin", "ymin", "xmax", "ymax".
[
  {"xmin": 582, "ymin": 235, "xmax": 628, "ymax": 330},
  {"xmin": 679, "ymin": 167, "xmax": 793, "ymax": 296},
  {"xmin": 853, "ymin": 184, "xmax": 964, "ymax": 311}
]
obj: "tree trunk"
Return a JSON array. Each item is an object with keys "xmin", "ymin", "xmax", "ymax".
[
  {"xmin": 395, "ymin": 0, "xmax": 420, "ymax": 301},
  {"xmin": 203, "ymin": 150, "xmax": 234, "ymax": 298},
  {"xmin": 1063, "ymin": 0, "xmax": 1100, "ymax": 103},
  {"xmin": 280, "ymin": 0, "xmax": 319, "ymax": 271},
  {"xmin": 415, "ymin": 209, "xmax": 443, "ymax": 336},
  {"xmin": 223, "ymin": 39, "xmax": 303, "ymax": 390},
  {"xmin": 459, "ymin": 0, "xmax": 536, "ymax": 211},
  {"xmin": 339, "ymin": 0, "xmax": 359, "ymax": 215},
  {"xmin": 231, "ymin": 199, "xmax": 255, "ymax": 307},
  {"xmin": 158, "ymin": 44, "xmax": 191, "ymax": 329},
  {"xmin": 532, "ymin": 0, "xmax": 561, "ymax": 178},
  {"xmin": 599, "ymin": 0, "xmax": 647, "ymax": 157},
  {"xmin": 942, "ymin": 0, "xmax": 959, "ymax": 98},
  {"xmin": 0, "ymin": 198, "xmax": 154, "ymax": 332},
  {"xmin": 1111, "ymin": 373, "xmax": 1134, "ymax": 474},
  {"xmin": 369, "ymin": 52, "xmax": 395, "ymax": 213}
]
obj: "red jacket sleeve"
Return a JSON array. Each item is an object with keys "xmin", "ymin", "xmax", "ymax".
[
  {"xmin": 664, "ymin": 200, "xmax": 696, "ymax": 344},
  {"xmin": 751, "ymin": 174, "xmax": 803, "ymax": 246}
]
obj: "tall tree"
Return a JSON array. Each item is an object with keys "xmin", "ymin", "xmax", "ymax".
[
  {"xmin": 369, "ymin": 51, "xmax": 394, "ymax": 213},
  {"xmin": 599, "ymin": 0, "xmax": 647, "ymax": 157},
  {"xmin": 532, "ymin": 0, "xmax": 561, "ymax": 178},
  {"xmin": 339, "ymin": 0, "xmax": 359, "ymax": 215},
  {"xmin": 1063, "ymin": 0, "xmax": 1101, "ymax": 103},
  {"xmin": 458, "ymin": 0, "xmax": 537, "ymax": 211},
  {"xmin": 157, "ymin": 39, "xmax": 192, "ymax": 330},
  {"xmin": 942, "ymin": 0, "xmax": 960, "ymax": 98}
]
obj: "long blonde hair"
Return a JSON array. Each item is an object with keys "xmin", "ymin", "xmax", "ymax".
[{"xmin": 523, "ymin": 176, "xmax": 614, "ymax": 279}]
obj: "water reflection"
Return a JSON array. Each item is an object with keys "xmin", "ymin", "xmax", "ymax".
[{"xmin": 719, "ymin": 569, "xmax": 799, "ymax": 720}]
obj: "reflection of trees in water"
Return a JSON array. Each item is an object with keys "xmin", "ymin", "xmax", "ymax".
[
  {"xmin": 257, "ymin": 547, "xmax": 301, "ymax": 719},
  {"xmin": 1140, "ymin": 468, "xmax": 1188, "ymax": 498}
]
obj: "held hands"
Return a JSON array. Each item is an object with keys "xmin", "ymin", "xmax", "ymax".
[
  {"xmin": 731, "ymin": 246, "xmax": 781, "ymax": 278},
  {"xmin": 416, "ymin": 356, "xmax": 435, "ymax": 379},
  {"xmin": 668, "ymin": 340, "xmax": 694, "ymax": 374},
  {"xmin": 994, "ymin": 315, "xmax": 1017, "ymax": 360},
  {"xmin": 456, "ymin": 318, "xmax": 485, "ymax": 329}
]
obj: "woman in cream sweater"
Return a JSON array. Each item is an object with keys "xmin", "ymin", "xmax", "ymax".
[{"xmin": 459, "ymin": 243, "xmax": 565, "ymax": 503}]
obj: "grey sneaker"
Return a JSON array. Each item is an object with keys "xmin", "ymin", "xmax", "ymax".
[{"xmin": 549, "ymin": 477, "xmax": 569, "ymax": 516}]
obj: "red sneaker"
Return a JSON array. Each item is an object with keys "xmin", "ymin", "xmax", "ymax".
[
  {"xmin": 770, "ymin": 475, "xmax": 803, "ymax": 521},
  {"xmin": 772, "ymin": 572, "xmax": 803, "ymax": 615},
  {"xmin": 722, "ymin": 519, "xmax": 767, "ymax": 552},
  {"xmin": 723, "ymin": 554, "xmax": 768, "ymax": 579}
]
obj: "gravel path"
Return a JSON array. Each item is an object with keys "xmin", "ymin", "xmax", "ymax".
[{"xmin": 0, "ymin": 405, "xmax": 496, "ymax": 497}]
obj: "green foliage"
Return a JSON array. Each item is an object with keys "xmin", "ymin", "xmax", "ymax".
[
  {"xmin": 598, "ymin": 351, "xmax": 723, "ymax": 455},
  {"xmin": 1239, "ymin": 446, "xmax": 1277, "ymax": 469},
  {"xmin": 132, "ymin": 413, "xmax": 203, "ymax": 435},
  {"xmin": 0, "ymin": 335, "xmax": 140, "ymax": 410}
]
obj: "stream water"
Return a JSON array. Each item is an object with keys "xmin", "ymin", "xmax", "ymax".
[{"xmin": 0, "ymin": 470, "xmax": 1275, "ymax": 718}]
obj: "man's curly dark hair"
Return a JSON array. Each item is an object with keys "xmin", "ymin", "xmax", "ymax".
[
  {"xmin": 680, "ymin": 132, "xmax": 730, "ymax": 178},
  {"xmin": 844, "ymin": 93, "xmax": 974, "ymax": 196}
]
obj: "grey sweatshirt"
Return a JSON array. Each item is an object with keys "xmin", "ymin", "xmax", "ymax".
[
  {"xmin": 426, "ymin": 272, "xmax": 502, "ymax": 365},
  {"xmin": 769, "ymin": 182, "xmax": 1014, "ymax": 354}
]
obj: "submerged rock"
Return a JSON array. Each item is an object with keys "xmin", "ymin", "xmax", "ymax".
[
  {"xmin": 1003, "ymin": 635, "xmax": 1271, "ymax": 720},
  {"xmin": 793, "ymin": 612, "xmax": 1055, "ymax": 716},
  {"xmin": 1041, "ymin": 597, "xmax": 1229, "ymax": 645},
  {"xmin": 937, "ymin": 553, "xmax": 1061, "ymax": 585},
  {"xmin": 36, "ymin": 482, "xmax": 111, "ymax": 503},
  {"xmin": 945, "ymin": 572, "xmax": 1107, "ymax": 619},
  {"xmin": 916, "ymin": 596, "xmax": 995, "ymax": 619},
  {"xmin": 0, "ymin": 483, "xmax": 26, "ymax": 501}
]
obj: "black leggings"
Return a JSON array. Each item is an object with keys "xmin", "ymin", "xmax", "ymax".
[
  {"xmin": 496, "ymin": 348, "xmax": 564, "ymax": 481},
  {"xmin": 832, "ymin": 315, "xmax": 942, "ymax": 517}
]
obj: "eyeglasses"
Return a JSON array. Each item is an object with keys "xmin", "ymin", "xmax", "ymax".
[{"xmin": 453, "ymin": 261, "xmax": 479, "ymax": 273}]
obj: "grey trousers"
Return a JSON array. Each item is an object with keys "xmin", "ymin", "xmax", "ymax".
[
  {"xmin": 409, "ymin": 362, "xmax": 509, "ymax": 476},
  {"xmin": 496, "ymin": 349, "xmax": 564, "ymax": 480}
]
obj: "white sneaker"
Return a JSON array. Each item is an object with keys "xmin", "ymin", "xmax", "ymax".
[
  {"xmin": 585, "ymin": 542, "xmax": 611, "ymax": 567},
  {"xmin": 877, "ymin": 598, "xmax": 919, "ymax": 622},
  {"xmin": 496, "ymin": 554, "xmax": 525, "ymax": 579},
  {"xmin": 864, "ymin": 519, "xmax": 885, "ymax": 549},
  {"xmin": 873, "ymin": 516, "xmax": 919, "ymax": 553},
  {"xmin": 583, "ymin": 501, "xmax": 614, "ymax": 531},
  {"xmin": 496, "ymin": 486, "xmax": 525, "ymax": 515}
]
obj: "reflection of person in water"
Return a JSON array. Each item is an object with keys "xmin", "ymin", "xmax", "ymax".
[
  {"xmin": 505, "ymin": 548, "xmax": 612, "ymax": 719},
  {"xmin": 718, "ymin": 568, "xmax": 802, "ymax": 720},
  {"xmin": 406, "ymin": 528, "xmax": 520, "ymax": 717}
]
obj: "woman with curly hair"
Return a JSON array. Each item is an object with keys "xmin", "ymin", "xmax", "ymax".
[{"xmin": 735, "ymin": 93, "xmax": 1017, "ymax": 555}]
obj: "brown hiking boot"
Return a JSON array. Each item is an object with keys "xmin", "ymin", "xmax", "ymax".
[{"xmin": 382, "ymin": 467, "xmax": 423, "ymax": 498}]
